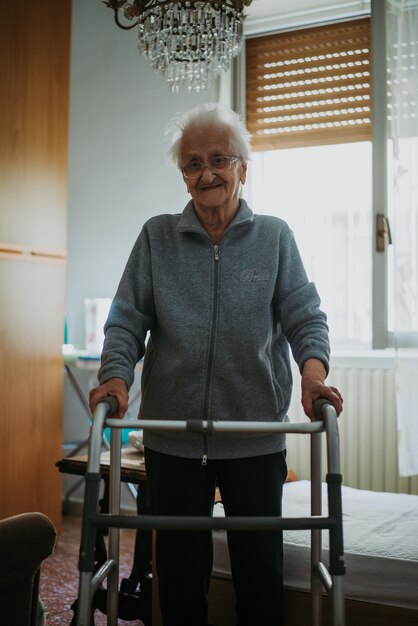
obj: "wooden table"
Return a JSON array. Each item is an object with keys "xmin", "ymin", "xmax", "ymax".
[
  {"xmin": 56, "ymin": 446, "xmax": 147, "ymax": 484},
  {"xmin": 57, "ymin": 446, "xmax": 153, "ymax": 625}
]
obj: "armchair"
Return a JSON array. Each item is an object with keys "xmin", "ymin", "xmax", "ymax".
[{"xmin": 0, "ymin": 512, "xmax": 57, "ymax": 626}]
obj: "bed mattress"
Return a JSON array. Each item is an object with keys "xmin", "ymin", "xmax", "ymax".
[{"xmin": 212, "ymin": 481, "xmax": 418, "ymax": 610}]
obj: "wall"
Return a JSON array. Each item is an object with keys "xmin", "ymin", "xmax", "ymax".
[
  {"xmin": 63, "ymin": 1, "xmax": 219, "ymax": 471},
  {"xmin": 66, "ymin": 0, "xmax": 219, "ymax": 349}
]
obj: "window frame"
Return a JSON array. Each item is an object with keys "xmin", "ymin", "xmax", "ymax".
[
  {"xmin": 235, "ymin": 0, "xmax": 418, "ymax": 350},
  {"xmin": 371, "ymin": 0, "xmax": 389, "ymax": 348},
  {"xmin": 371, "ymin": 0, "xmax": 418, "ymax": 349}
]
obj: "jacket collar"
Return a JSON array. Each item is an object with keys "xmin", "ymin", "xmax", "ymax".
[{"xmin": 177, "ymin": 199, "xmax": 254, "ymax": 236}]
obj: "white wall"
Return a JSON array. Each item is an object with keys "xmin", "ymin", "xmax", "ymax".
[
  {"xmin": 63, "ymin": 1, "xmax": 219, "ymax": 461},
  {"xmin": 65, "ymin": 0, "xmax": 219, "ymax": 349}
]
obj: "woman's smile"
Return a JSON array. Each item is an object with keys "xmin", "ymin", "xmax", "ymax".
[
  {"xmin": 180, "ymin": 125, "xmax": 246, "ymax": 230},
  {"xmin": 199, "ymin": 181, "xmax": 223, "ymax": 191}
]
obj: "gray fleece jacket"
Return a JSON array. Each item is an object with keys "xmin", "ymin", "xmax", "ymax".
[{"xmin": 98, "ymin": 199, "xmax": 330, "ymax": 461}]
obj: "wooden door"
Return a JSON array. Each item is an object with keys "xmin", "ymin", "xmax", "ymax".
[
  {"xmin": 0, "ymin": 0, "xmax": 71, "ymax": 527},
  {"xmin": 0, "ymin": 256, "xmax": 66, "ymax": 526}
]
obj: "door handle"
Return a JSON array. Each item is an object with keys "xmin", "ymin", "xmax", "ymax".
[{"xmin": 376, "ymin": 213, "xmax": 392, "ymax": 252}]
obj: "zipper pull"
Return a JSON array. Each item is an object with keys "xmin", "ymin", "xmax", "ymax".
[
  {"xmin": 201, "ymin": 454, "xmax": 208, "ymax": 466},
  {"xmin": 213, "ymin": 245, "xmax": 220, "ymax": 261}
]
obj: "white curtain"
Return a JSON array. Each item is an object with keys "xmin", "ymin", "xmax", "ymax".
[{"xmin": 387, "ymin": 0, "xmax": 418, "ymax": 475}]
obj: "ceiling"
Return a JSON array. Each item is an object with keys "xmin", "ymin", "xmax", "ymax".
[{"xmin": 244, "ymin": 0, "xmax": 371, "ymax": 34}]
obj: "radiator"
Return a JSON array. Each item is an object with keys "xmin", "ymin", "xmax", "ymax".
[{"xmin": 287, "ymin": 362, "xmax": 418, "ymax": 495}]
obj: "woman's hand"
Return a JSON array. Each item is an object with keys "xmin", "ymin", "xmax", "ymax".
[
  {"xmin": 89, "ymin": 377, "xmax": 129, "ymax": 420},
  {"xmin": 301, "ymin": 359, "xmax": 343, "ymax": 421}
]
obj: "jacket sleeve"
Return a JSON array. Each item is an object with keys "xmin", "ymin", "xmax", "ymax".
[
  {"xmin": 274, "ymin": 223, "xmax": 330, "ymax": 375},
  {"xmin": 98, "ymin": 225, "xmax": 156, "ymax": 389}
]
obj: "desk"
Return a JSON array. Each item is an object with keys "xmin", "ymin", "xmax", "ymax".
[
  {"xmin": 57, "ymin": 447, "xmax": 152, "ymax": 625},
  {"xmin": 57, "ymin": 449, "xmax": 224, "ymax": 626},
  {"xmin": 63, "ymin": 349, "xmax": 101, "ymax": 415},
  {"xmin": 63, "ymin": 348, "xmax": 107, "ymax": 459},
  {"xmin": 57, "ymin": 447, "xmax": 146, "ymax": 483},
  {"xmin": 62, "ymin": 349, "xmax": 142, "ymax": 507},
  {"xmin": 63, "ymin": 348, "xmax": 142, "ymax": 451}
]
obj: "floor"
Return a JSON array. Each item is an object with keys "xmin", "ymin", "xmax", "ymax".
[{"xmin": 39, "ymin": 514, "xmax": 144, "ymax": 626}]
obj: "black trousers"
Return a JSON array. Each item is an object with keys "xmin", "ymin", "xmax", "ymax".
[{"xmin": 144, "ymin": 448, "xmax": 287, "ymax": 626}]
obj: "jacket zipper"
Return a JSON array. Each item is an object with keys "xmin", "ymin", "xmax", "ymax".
[{"xmin": 201, "ymin": 244, "xmax": 220, "ymax": 466}]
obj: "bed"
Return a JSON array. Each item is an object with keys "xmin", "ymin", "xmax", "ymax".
[{"xmin": 209, "ymin": 481, "xmax": 418, "ymax": 626}]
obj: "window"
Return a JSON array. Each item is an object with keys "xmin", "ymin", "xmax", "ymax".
[
  {"xmin": 244, "ymin": 19, "xmax": 373, "ymax": 349},
  {"xmin": 243, "ymin": 4, "xmax": 418, "ymax": 350},
  {"xmin": 246, "ymin": 19, "xmax": 371, "ymax": 150},
  {"xmin": 380, "ymin": 0, "xmax": 418, "ymax": 348},
  {"xmin": 247, "ymin": 143, "xmax": 372, "ymax": 348}
]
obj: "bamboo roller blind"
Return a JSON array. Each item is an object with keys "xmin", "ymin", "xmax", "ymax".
[{"xmin": 246, "ymin": 18, "xmax": 371, "ymax": 151}]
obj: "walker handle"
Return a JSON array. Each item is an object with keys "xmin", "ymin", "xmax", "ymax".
[
  {"xmin": 99, "ymin": 395, "xmax": 119, "ymax": 418},
  {"xmin": 313, "ymin": 397, "xmax": 334, "ymax": 420}
]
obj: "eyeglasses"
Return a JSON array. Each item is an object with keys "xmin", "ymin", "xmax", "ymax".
[{"xmin": 181, "ymin": 155, "xmax": 240, "ymax": 179}]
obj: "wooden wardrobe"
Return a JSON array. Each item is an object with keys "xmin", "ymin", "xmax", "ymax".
[{"xmin": 0, "ymin": 0, "xmax": 72, "ymax": 528}]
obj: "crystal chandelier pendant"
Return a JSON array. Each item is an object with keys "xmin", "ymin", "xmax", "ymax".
[
  {"xmin": 137, "ymin": 2, "xmax": 245, "ymax": 93},
  {"xmin": 105, "ymin": 1, "xmax": 251, "ymax": 93}
]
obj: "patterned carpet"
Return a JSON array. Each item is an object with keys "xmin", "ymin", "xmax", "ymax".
[{"xmin": 39, "ymin": 514, "xmax": 144, "ymax": 625}]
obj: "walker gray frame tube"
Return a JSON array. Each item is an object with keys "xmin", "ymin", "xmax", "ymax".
[{"xmin": 76, "ymin": 399, "xmax": 345, "ymax": 626}]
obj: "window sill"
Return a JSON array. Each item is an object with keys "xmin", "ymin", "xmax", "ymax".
[{"xmin": 331, "ymin": 348, "xmax": 418, "ymax": 369}]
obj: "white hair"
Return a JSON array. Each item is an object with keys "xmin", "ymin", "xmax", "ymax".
[{"xmin": 166, "ymin": 103, "xmax": 251, "ymax": 168}]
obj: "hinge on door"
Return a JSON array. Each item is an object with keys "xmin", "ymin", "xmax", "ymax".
[{"xmin": 376, "ymin": 214, "xmax": 392, "ymax": 252}]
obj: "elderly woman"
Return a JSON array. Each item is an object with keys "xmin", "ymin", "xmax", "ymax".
[{"xmin": 89, "ymin": 103, "xmax": 343, "ymax": 626}]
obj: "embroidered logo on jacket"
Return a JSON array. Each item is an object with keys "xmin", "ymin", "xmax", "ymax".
[{"xmin": 240, "ymin": 269, "xmax": 271, "ymax": 282}]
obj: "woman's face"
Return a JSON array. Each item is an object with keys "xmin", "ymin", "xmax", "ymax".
[{"xmin": 180, "ymin": 125, "xmax": 247, "ymax": 213}]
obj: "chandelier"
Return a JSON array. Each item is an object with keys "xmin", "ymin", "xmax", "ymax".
[{"xmin": 104, "ymin": 1, "xmax": 252, "ymax": 93}]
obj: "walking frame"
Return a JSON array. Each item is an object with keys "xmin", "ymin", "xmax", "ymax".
[{"xmin": 76, "ymin": 398, "xmax": 346, "ymax": 626}]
